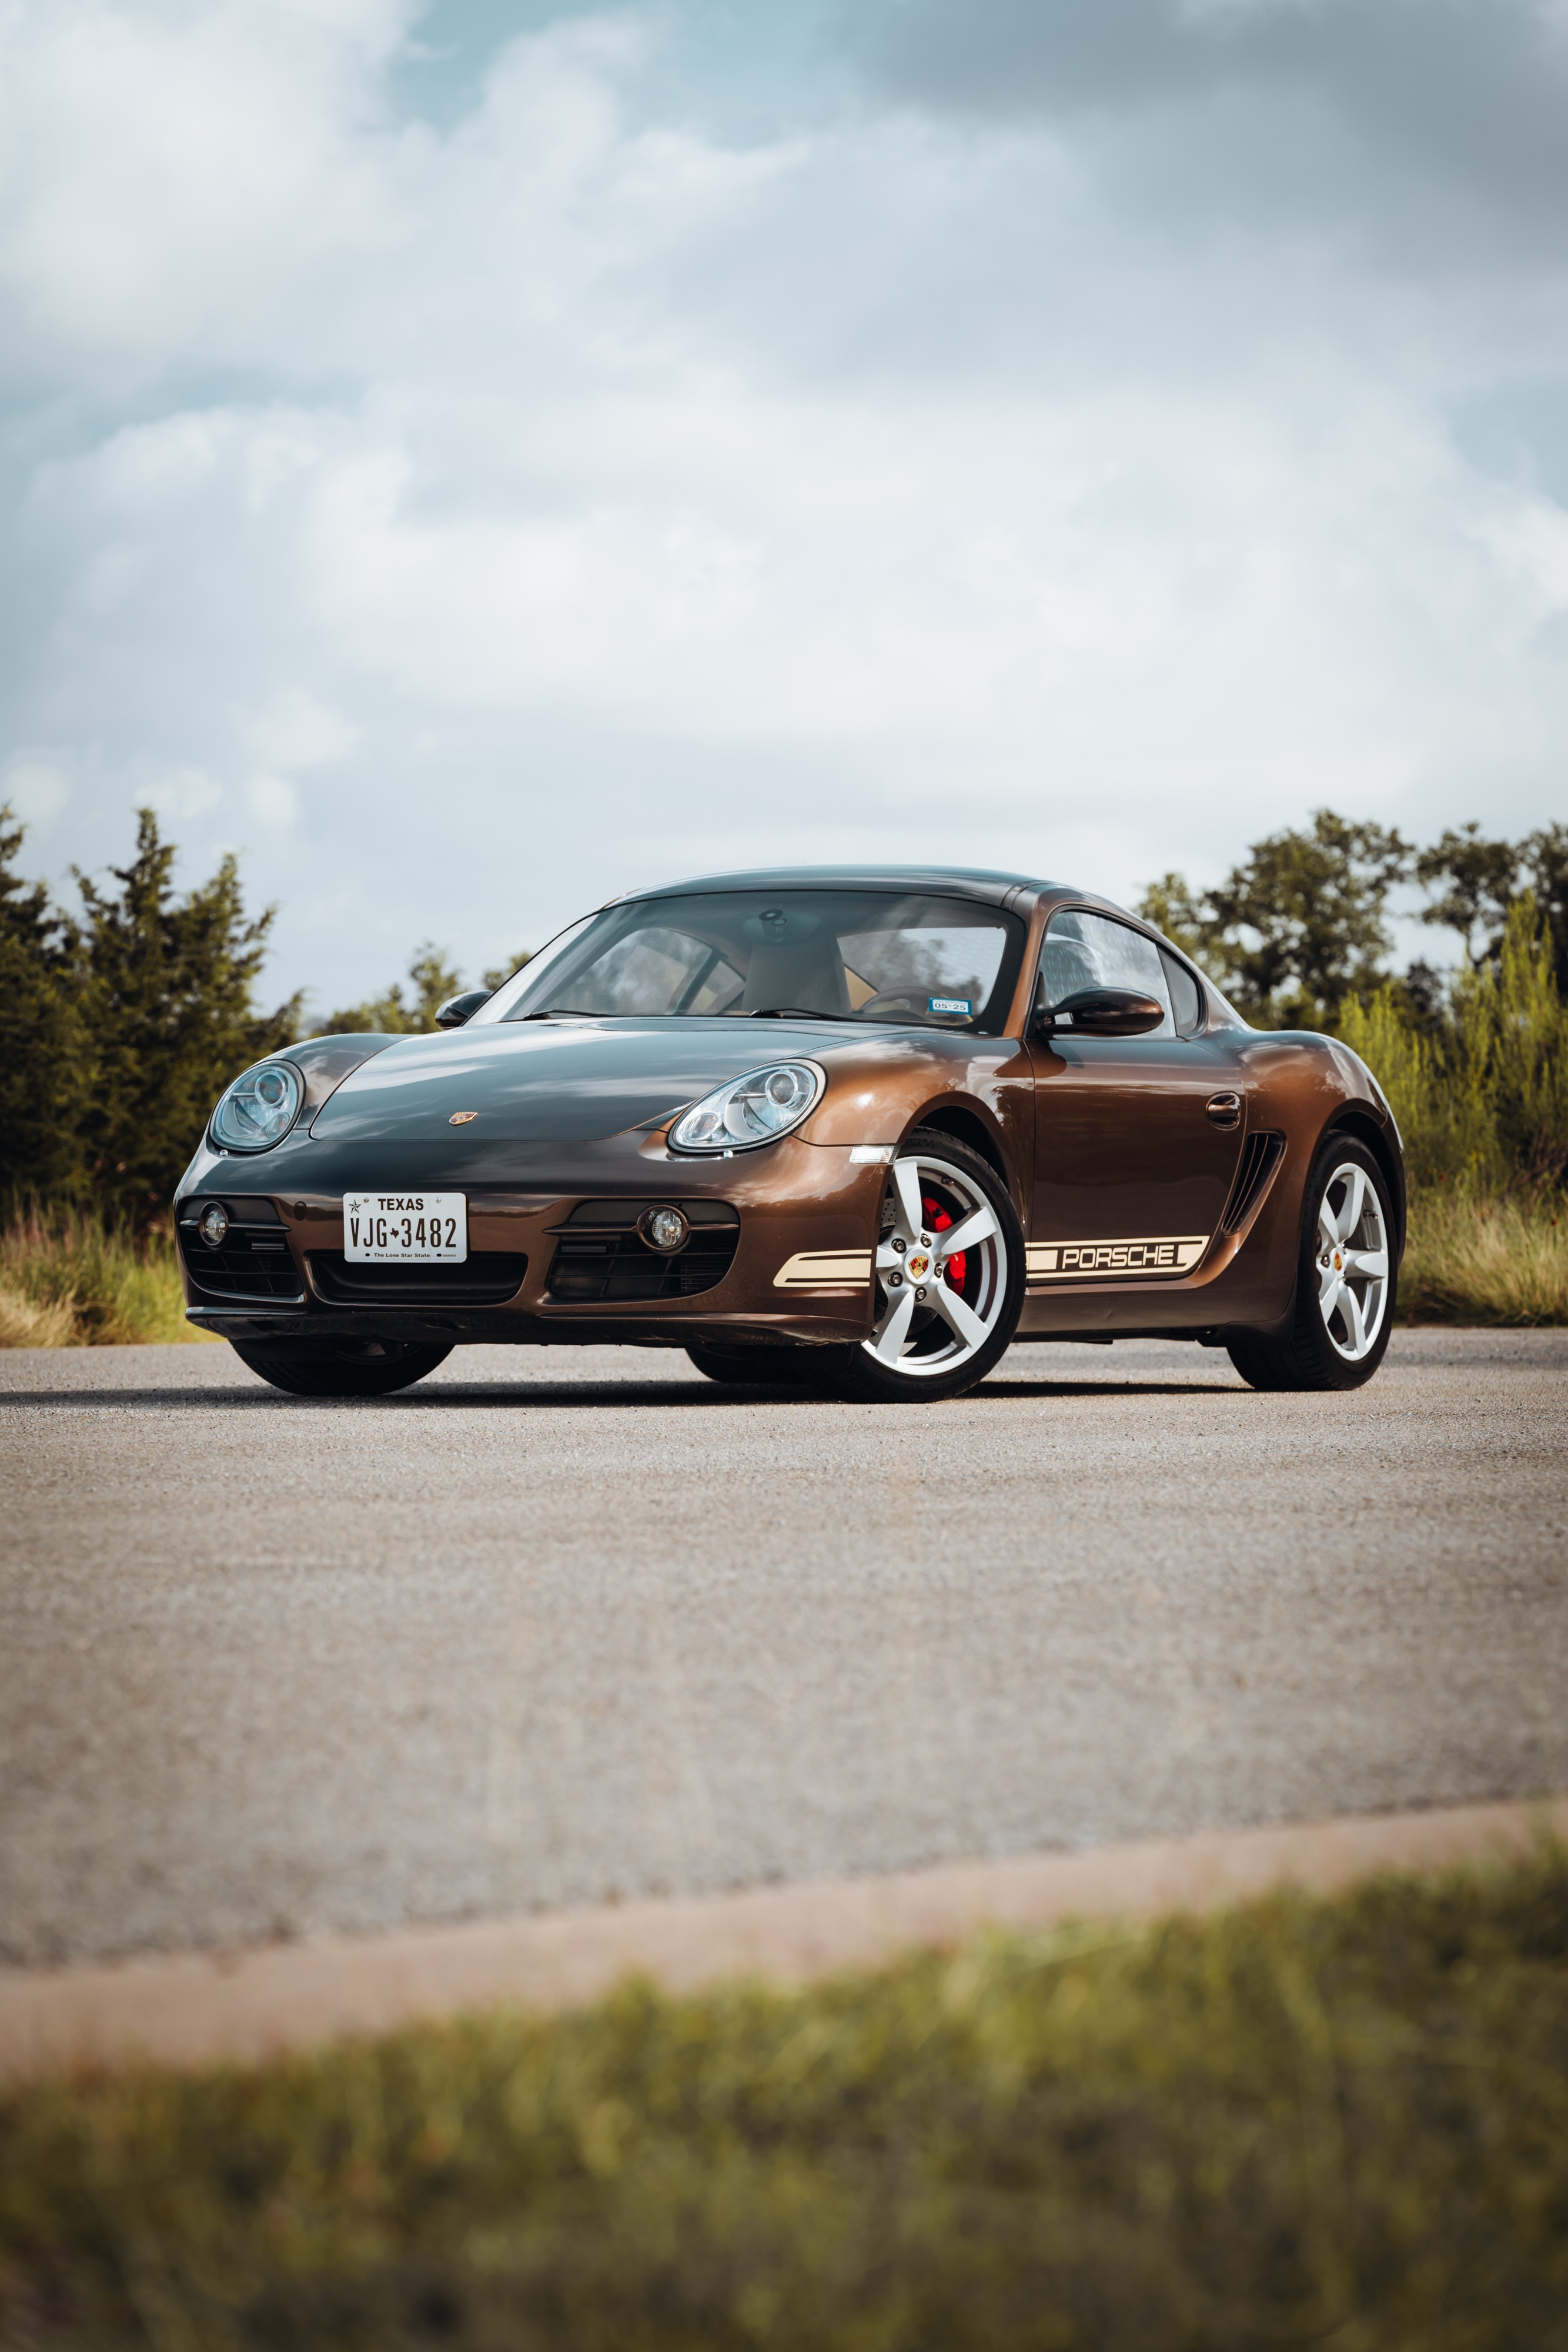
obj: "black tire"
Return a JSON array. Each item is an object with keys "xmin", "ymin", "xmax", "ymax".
[
  {"xmin": 228, "ymin": 1338, "xmax": 453, "ymax": 1397},
  {"xmin": 1226, "ymin": 1135, "xmax": 1396, "ymax": 1394},
  {"xmin": 814, "ymin": 1127, "xmax": 1024, "ymax": 1404},
  {"xmin": 685, "ymin": 1343, "xmax": 828, "ymax": 1387}
]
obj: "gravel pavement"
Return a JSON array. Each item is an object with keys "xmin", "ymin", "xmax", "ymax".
[{"xmin": 4, "ymin": 1329, "xmax": 1566, "ymax": 1967}]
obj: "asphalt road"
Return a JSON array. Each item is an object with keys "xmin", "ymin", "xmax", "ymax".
[{"xmin": 4, "ymin": 1330, "xmax": 1566, "ymax": 1968}]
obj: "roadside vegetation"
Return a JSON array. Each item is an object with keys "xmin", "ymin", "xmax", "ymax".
[
  {"xmin": 1330, "ymin": 892, "xmax": 1568, "ymax": 1324},
  {"xmin": 0, "ymin": 1209, "xmax": 208, "ymax": 1348},
  {"xmin": 1, "ymin": 800, "xmax": 1564, "ymax": 1340},
  {"xmin": 2, "ymin": 1846, "xmax": 1566, "ymax": 2350},
  {"xmin": 1398, "ymin": 1188, "xmax": 1568, "ymax": 1324},
  {"xmin": 1145, "ymin": 817, "xmax": 1568, "ymax": 1324}
]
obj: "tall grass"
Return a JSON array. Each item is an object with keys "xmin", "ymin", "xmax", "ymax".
[
  {"xmin": 3, "ymin": 1849, "xmax": 1567, "ymax": 2351},
  {"xmin": 1398, "ymin": 1185, "xmax": 1568, "ymax": 1324},
  {"xmin": 0, "ymin": 1206, "xmax": 210, "ymax": 1347}
]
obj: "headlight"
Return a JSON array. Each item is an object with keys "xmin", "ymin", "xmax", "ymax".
[
  {"xmin": 210, "ymin": 1060, "xmax": 304, "ymax": 1152},
  {"xmin": 668, "ymin": 1060, "xmax": 825, "ymax": 1153}
]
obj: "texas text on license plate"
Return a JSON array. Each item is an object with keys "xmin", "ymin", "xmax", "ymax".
[{"xmin": 343, "ymin": 1192, "xmax": 467, "ymax": 1263}]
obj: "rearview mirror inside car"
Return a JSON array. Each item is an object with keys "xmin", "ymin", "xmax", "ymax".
[{"xmin": 1033, "ymin": 987, "xmax": 1166, "ymax": 1039}]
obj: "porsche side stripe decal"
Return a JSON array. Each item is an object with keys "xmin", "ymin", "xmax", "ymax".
[
  {"xmin": 774, "ymin": 1250, "xmax": 875, "ymax": 1291},
  {"xmin": 1027, "ymin": 1235, "xmax": 1208, "ymax": 1281}
]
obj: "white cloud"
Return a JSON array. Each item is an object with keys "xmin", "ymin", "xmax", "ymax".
[
  {"xmin": 245, "ymin": 773, "xmax": 303, "ymax": 826},
  {"xmin": 0, "ymin": 0, "xmax": 407, "ymax": 362},
  {"xmin": 1, "ymin": 2, "xmax": 1565, "ymax": 1007},
  {"xmin": 2, "ymin": 758, "xmax": 73, "ymax": 833},
  {"xmin": 143, "ymin": 765, "xmax": 223, "ymax": 821},
  {"xmin": 246, "ymin": 689, "xmax": 359, "ymax": 771}
]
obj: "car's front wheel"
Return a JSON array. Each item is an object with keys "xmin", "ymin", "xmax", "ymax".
[
  {"xmin": 228, "ymin": 1338, "xmax": 453, "ymax": 1397},
  {"xmin": 815, "ymin": 1128, "xmax": 1024, "ymax": 1404},
  {"xmin": 1226, "ymin": 1136, "xmax": 1396, "ymax": 1392}
]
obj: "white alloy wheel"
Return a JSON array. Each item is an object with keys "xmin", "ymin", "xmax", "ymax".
[
  {"xmin": 864, "ymin": 1150, "xmax": 1011, "ymax": 1379},
  {"xmin": 1313, "ymin": 1160, "xmax": 1390, "ymax": 1362}
]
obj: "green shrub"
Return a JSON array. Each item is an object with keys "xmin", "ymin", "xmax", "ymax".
[
  {"xmin": 1334, "ymin": 985, "xmax": 1493, "ymax": 1190},
  {"xmin": 1337, "ymin": 896, "xmax": 1568, "ymax": 1196},
  {"xmin": 1447, "ymin": 896, "xmax": 1568, "ymax": 1185}
]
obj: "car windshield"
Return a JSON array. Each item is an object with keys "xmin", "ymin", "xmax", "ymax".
[{"xmin": 476, "ymin": 890, "xmax": 1028, "ymax": 1032}]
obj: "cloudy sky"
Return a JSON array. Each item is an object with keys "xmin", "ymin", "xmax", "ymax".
[{"xmin": 3, "ymin": 0, "xmax": 1567, "ymax": 1015}]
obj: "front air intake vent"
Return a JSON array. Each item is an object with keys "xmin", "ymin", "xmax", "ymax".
[
  {"xmin": 547, "ymin": 1199, "xmax": 740, "ymax": 1303},
  {"xmin": 1221, "ymin": 1131, "xmax": 1286, "ymax": 1234},
  {"xmin": 178, "ymin": 1202, "xmax": 304, "ymax": 1303},
  {"xmin": 309, "ymin": 1254, "xmax": 529, "ymax": 1307}
]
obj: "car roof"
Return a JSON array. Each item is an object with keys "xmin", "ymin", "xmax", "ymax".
[{"xmin": 617, "ymin": 865, "xmax": 1058, "ymax": 910}]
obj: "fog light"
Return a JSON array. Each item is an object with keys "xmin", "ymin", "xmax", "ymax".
[
  {"xmin": 639, "ymin": 1205, "xmax": 690, "ymax": 1254},
  {"xmin": 198, "ymin": 1202, "xmax": 230, "ymax": 1249}
]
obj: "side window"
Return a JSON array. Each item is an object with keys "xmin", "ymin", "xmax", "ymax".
[
  {"xmin": 1159, "ymin": 948, "xmax": 1204, "ymax": 1037},
  {"xmin": 1036, "ymin": 911, "xmax": 1174, "ymax": 1035}
]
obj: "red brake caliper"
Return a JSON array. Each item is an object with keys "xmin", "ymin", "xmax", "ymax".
[{"xmin": 923, "ymin": 1196, "xmax": 965, "ymax": 1291}]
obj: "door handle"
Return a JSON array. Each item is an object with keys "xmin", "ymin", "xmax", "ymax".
[{"xmin": 1206, "ymin": 1092, "xmax": 1242, "ymax": 1129}]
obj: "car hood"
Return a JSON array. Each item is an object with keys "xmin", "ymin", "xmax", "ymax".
[{"xmin": 308, "ymin": 1018, "xmax": 870, "ymax": 1144}]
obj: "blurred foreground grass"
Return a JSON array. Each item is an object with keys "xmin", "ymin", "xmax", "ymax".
[
  {"xmin": 2, "ymin": 1847, "xmax": 1566, "ymax": 2350},
  {"xmin": 0, "ymin": 1207, "xmax": 213, "ymax": 1347},
  {"xmin": 1, "ymin": 1185, "xmax": 1563, "ymax": 1345}
]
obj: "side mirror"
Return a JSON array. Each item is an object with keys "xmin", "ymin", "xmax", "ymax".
[
  {"xmin": 434, "ymin": 989, "xmax": 493, "ymax": 1030},
  {"xmin": 1034, "ymin": 987, "xmax": 1166, "ymax": 1040}
]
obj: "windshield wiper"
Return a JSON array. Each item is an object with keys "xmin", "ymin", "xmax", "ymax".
[
  {"xmin": 516, "ymin": 1008, "xmax": 600, "ymax": 1020},
  {"xmin": 750, "ymin": 1006, "xmax": 859, "ymax": 1020}
]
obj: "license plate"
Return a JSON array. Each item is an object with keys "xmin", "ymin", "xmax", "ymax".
[{"xmin": 343, "ymin": 1192, "xmax": 467, "ymax": 1263}]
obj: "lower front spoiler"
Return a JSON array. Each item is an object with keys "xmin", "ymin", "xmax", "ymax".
[{"xmin": 184, "ymin": 1306, "xmax": 868, "ymax": 1349}]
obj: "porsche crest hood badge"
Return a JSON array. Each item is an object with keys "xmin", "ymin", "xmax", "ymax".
[{"xmin": 449, "ymin": 1110, "xmax": 479, "ymax": 1125}]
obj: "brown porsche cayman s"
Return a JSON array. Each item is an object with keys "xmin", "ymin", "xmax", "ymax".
[{"xmin": 176, "ymin": 867, "xmax": 1403, "ymax": 1401}]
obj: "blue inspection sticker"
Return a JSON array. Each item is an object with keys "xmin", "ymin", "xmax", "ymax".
[{"xmin": 929, "ymin": 995, "xmax": 972, "ymax": 1015}]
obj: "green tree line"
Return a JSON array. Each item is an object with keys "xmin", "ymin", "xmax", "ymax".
[
  {"xmin": 2, "ymin": 801, "xmax": 1563, "ymax": 1227},
  {"xmin": 0, "ymin": 807, "xmax": 523, "ymax": 1223},
  {"xmin": 1139, "ymin": 810, "xmax": 1568, "ymax": 1191}
]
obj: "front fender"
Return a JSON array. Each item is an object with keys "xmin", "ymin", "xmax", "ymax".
[{"xmin": 800, "ymin": 1034, "xmax": 1032, "ymax": 1207}]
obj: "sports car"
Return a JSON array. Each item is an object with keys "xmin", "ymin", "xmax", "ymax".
[{"xmin": 175, "ymin": 866, "xmax": 1404, "ymax": 1401}]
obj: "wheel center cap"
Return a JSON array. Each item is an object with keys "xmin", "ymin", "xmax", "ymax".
[
  {"xmin": 1332, "ymin": 1250, "xmax": 1344, "ymax": 1272},
  {"xmin": 906, "ymin": 1251, "xmax": 932, "ymax": 1282}
]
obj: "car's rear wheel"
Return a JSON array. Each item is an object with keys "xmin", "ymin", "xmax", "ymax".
[
  {"xmin": 1226, "ymin": 1136, "xmax": 1395, "ymax": 1393},
  {"xmin": 815, "ymin": 1129, "xmax": 1024, "ymax": 1404},
  {"xmin": 228, "ymin": 1338, "xmax": 453, "ymax": 1397},
  {"xmin": 685, "ymin": 1343, "xmax": 827, "ymax": 1387}
]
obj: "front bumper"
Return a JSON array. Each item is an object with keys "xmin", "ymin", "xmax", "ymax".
[{"xmin": 176, "ymin": 1128, "xmax": 884, "ymax": 1350}]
